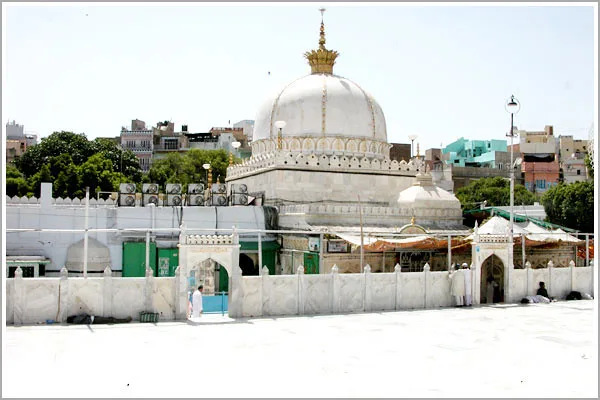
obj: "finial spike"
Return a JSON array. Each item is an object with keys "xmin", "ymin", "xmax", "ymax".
[
  {"xmin": 319, "ymin": 8, "xmax": 326, "ymax": 50},
  {"xmin": 304, "ymin": 8, "xmax": 339, "ymax": 75}
]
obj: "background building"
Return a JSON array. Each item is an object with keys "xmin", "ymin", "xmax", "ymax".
[
  {"xmin": 518, "ymin": 125, "xmax": 560, "ymax": 194},
  {"xmin": 5, "ymin": 121, "xmax": 37, "ymax": 165},
  {"xmin": 120, "ymin": 119, "xmax": 153, "ymax": 172},
  {"xmin": 558, "ymin": 134, "xmax": 589, "ymax": 184}
]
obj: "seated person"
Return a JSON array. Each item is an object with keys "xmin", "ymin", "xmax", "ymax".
[{"xmin": 536, "ymin": 282, "xmax": 552, "ymax": 300}]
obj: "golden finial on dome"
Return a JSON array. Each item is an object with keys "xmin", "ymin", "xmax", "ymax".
[{"xmin": 304, "ymin": 8, "xmax": 339, "ymax": 75}]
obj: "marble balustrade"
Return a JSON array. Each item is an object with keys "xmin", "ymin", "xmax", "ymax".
[
  {"xmin": 237, "ymin": 263, "xmax": 595, "ymax": 318},
  {"xmin": 6, "ymin": 266, "xmax": 183, "ymax": 325}
]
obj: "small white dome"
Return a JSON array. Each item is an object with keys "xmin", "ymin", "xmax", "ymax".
[
  {"xmin": 397, "ymin": 174, "xmax": 462, "ymax": 211},
  {"xmin": 253, "ymin": 73, "xmax": 387, "ymax": 143},
  {"xmin": 65, "ymin": 237, "xmax": 111, "ymax": 272}
]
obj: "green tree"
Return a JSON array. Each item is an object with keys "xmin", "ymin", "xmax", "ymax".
[
  {"xmin": 5, "ymin": 165, "xmax": 30, "ymax": 197},
  {"xmin": 455, "ymin": 176, "xmax": 536, "ymax": 210},
  {"xmin": 16, "ymin": 131, "xmax": 94, "ymax": 178},
  {"xmin": 146, "ymin": 149, "xmax": 230, "ymax": 190},
  {"xmin": 78, "ymin": 153, "xmax": 125, "ymax": 196},
  {"xmin": 541, "ymin": 181, "xmax": 594, "ymax": 232},
  {"xmin": 28, "ymin": 164, "xmax": 53, "ymax": 197},
  {"xmin": 90, "ymin": 138, "xmax": 142, "ymax": 183}
]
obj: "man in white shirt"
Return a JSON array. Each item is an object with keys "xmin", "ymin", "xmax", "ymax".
[
  {"xmin": 192, "ymin": 285, "xmax": 204, "ymax": 318},
  {"xmin": 449, "ymin": 265, "xmax": 465, "ymax": 307}
]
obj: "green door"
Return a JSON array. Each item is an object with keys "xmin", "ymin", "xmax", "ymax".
[
  {"xmin": 303, "ymin": 252, "xmax": 319, "ymax": 274},
  {"xmin": 122, "ymin": 242, "xmax": 157, "ymax": 277},
  {"xmin": 157, "ymin": 248, "xmax": 179, "ymax": 277},
  {"xmin": 218, "ymin": 265, "xmax": 229, "ymax": 293}
]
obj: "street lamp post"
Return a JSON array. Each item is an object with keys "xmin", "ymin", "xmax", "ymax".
[
  {"xmin": 505, "ymin": 95, "xmax": 521, "ymax": 302},
  {"xmin": 408, "ymin": 135, "xmax": 418, "ymax": 159},
  {"xmin": 230, "ymin": 141, "xmax": 241, "ymax": 166},
  {"xmin": 274, "ymin": 120, "xmax": 286, "ymax": 151},
  {"xmin": 203, "ymin": 163, "xmax": 212, "ymax": 190}
]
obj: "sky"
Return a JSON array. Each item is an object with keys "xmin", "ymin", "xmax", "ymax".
[{"xmin": 2, "ymin": 2, "xmax": 597, "ymax": 152}]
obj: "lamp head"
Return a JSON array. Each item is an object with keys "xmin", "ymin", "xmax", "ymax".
[
  {"xmin": 203, "ymin": 163, "xmax": 211, "ymax": 170},
  {"xmin": 274, "ymin": 120, "xmax": 287, "ymax": 130},
  {"xmin": 232, "ymin": 141, "xmax": 241, "ymax": 149},
  {"xmin": 505, "ymin": 95, "xmax": 521, "ymax": 114}
]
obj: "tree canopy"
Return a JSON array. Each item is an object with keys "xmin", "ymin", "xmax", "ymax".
[
  {"xmin": 145, "ymin": 148, "xmax": 232, "ymax": 190},
  {"xmin": 455, "ymin": 176, "xmax": 536, "ymax": 210},
  {"xmin": 10, "ymin": 131, "xmax": 142, "ymax": 199},
  {"xmin": 541, "ymin": 181, "xmax": 594, "ymax": 232}
]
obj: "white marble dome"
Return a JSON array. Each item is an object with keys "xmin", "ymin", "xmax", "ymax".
[
  {"xmin": 397, "ymin": 174, "xmax": 462, "ymax": 211},
  {"xmin": 252, "ymin": 73, "xmax": 387, "ymax": 143}
]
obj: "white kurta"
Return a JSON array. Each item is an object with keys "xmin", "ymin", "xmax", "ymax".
[
  {"xmin": 192, "ymin": 290, "xmax": 203, "ymax": 317},
  {"xmin": 450, "ymin": 269, "xmax": 466, "ymax": 297},
  {"xmin": 464, "ymin": 268, "xmax": 472, "ymax": 305}
]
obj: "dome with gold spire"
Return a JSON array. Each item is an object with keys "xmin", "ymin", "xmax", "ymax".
[{"xmin": 251, "ymin": 9, "xmax": 389, "ymax": 158}]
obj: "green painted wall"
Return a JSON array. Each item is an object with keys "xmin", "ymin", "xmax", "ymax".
[{"xmin": 157, "ymin": 248, "xmax": 179, "ymax": 277}]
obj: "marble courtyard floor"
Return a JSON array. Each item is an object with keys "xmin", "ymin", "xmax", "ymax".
[{"xmin": 3, "ymin": 301, "xmax": 598, "ymax": 398}]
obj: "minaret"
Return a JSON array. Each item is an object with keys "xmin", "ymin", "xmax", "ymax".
[{"xmin": 303, "ymin": 8, "xmax": 339, "ymax": 75}]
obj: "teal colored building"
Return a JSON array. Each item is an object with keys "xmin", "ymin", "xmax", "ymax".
[{"xmin": 443, "ymin": 138, "xmax": 508, "ymax": 168}]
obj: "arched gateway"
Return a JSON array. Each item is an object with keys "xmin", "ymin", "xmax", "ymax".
[
  {"xmin": 470, "ymin": 224, "xmax": 514, "ymax": 304},
  {"xmin": 176, "ymin": 225, "xmax": 244, "ymax": 318}
]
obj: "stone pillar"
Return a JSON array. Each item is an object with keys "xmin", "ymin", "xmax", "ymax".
[
  {"xmin": 470, "ymin": 263, "xmax": 478, "ymax": 305},
  {"xmin": 364, "ymin": 265, "xmax": 372, "ymax": 313},
  {"xmin": 394, "ymin": 263, "xmax": 402, "ymax": 310},
  {"xmin": 13, "ymin": 267, "xmax": 24, "ymax": 326},
  {"xmin": 58, "ymin": 267, "xmax": 69, "ymax": 323},
  {"xmin": 228, "ymin": 265, "xmax": 243, "ymax": 318},
  {"xmin": 174, "ymin": 266, "xmax": 188, "ymax": 320},
  {"xmin": 103, "ymin": 267, "xmax": 113, "ymax": 317},
  {"xmin": 297, "ymin": 266, "xmax": 305, "ymax": 316},
  {"xmin": 261, "ymin": 266, "xmax": 269, "ymax": 317},
  {"xmin": 525, "ymin": 261, "xmax": 534, "ymax": 296},
  {"xmin": 569, "ymin": 260, "xmax": 576, "ymax": 292},
  {"xmin": 330, "ymin": 265, "xmax": 340, "ymax": 314},
  {"xmin": 547, "ymin": 260, "xmax": 554, "ymax": 297},
  {"xmin": 144, "ymin": 267, "xmax": 154, "ymax": 313},
  {"xmin": 423, "ymin": 263, "xmax": 431, "ymax": 309}
]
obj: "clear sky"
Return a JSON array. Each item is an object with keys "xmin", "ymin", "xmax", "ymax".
[{"xmin": 3, "ymin": 3, "xmax": 597, "ymax": 151}]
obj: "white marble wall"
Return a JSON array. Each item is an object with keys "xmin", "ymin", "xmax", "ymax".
[
  {"xmin": 241, "ymin": 277, "xmax": 262, "ymax": 318},
  {"xmin": 239, "ymin": 264, "xmax": 453, "ymax": 318},
  {"xmin": 303, "ymin": 275, "xmax": 331, "ymax": 315},
  {"xmin": 370, "ymin": 273, "xmax": 396, "ymax": 311},
  {"xmin": 6, "ymin": 280, "xmax": 15, "ymax": 324},
  {"xmin": 6, "ymin": 267, "xmax": 183, "ymax": 325},
  {"xmin": 263, "ymin": 275, "xmax": 298, "ymax": 316},
  {"xmin": 509, "ymin": 269, "xmax": 528, "ymax": 301},
  {"xmin": 428, "ymin": 272, "xmax": 454, "ymax": 309}
]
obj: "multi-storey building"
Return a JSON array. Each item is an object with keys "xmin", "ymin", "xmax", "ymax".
[
  {"xmin": 120, "ymin": 120, "xmax": 153, "ymax": 172},
  {"xmin": 517, "ymin": 125, "xmax": 560, "ymax": 194},
  {"xmin": 233, "ymin": 120, "xmax": 255, "ymax": 143},
  {"xmin": 152, "ymin": 121, "xmax": 190, "ymax": 162},
  {"xmin": 5, "ymin": 121, "xmax": 37, "ymax": 164},
  {"xmin": 119, "ymin": 120, "xmax": 254, "ymax": 171},
  {"xmin": 558, "ymin": 135, "xmax": 589, "ymax": 184},
  {"xmin": 443, "ymin": 138, "xmax": 508, "ymax": 168}
]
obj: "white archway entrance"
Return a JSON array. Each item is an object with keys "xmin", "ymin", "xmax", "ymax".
[
  {"xmin": 471, "ymin": 226, "xmax": 513, "ymax": 304},
  {"xmin": 177, "ymin": 226, "xmax": 243, "ymax": 317}
]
